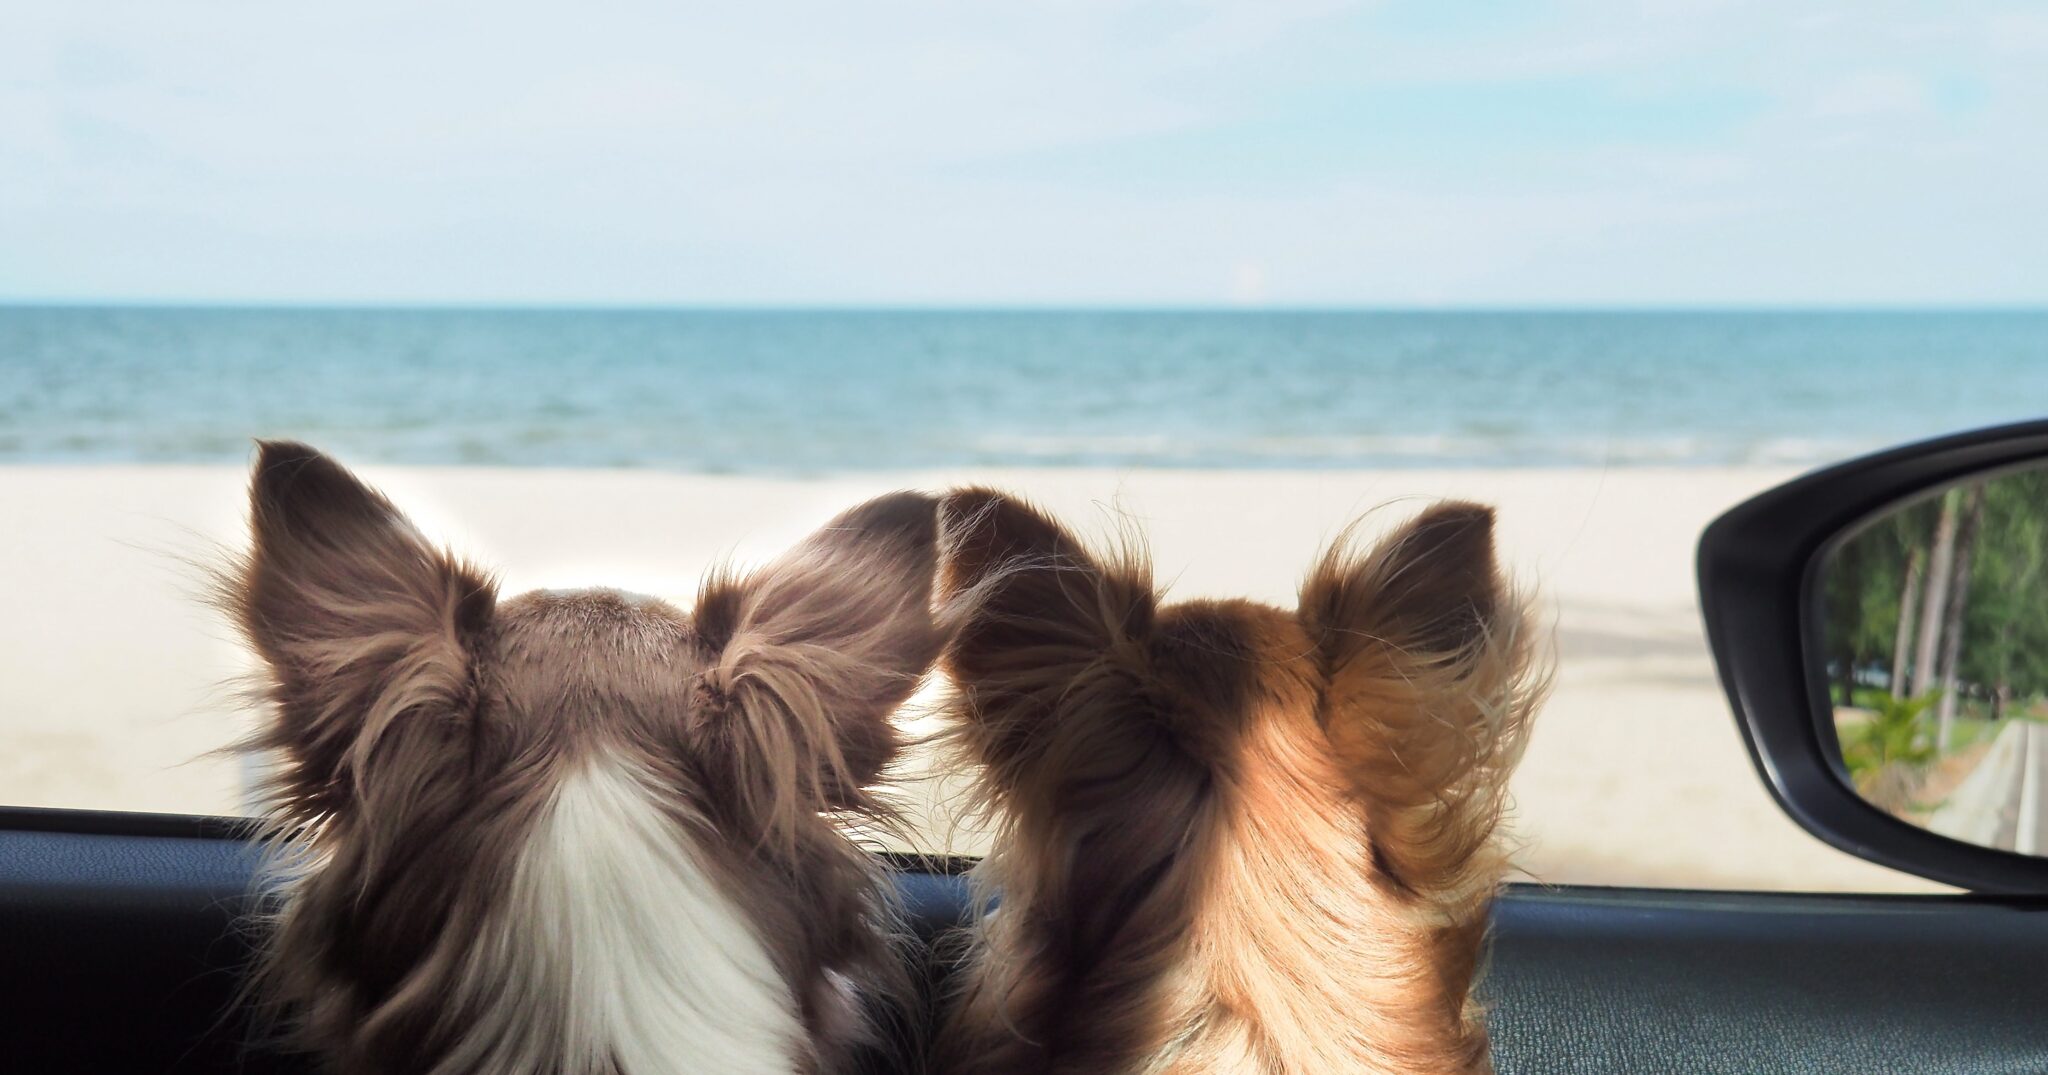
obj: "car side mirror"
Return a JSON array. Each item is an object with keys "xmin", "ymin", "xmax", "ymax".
[{"xmin": 1700, "ymin": 419, "xmax": 2048, "ymax": 894}]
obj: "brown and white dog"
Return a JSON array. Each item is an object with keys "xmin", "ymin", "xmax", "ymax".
[
  {"xmin": 929, "ymin": 489, "xmax": 1548, "ymax": 1075},
  {"xmin": 220, "ymin": 441, "xmax": 941, "ymax": 1075}
]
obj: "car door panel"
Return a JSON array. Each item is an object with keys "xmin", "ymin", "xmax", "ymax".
[{"xmin": 7, "ymin": 824, "xmax": 2048, "ymax": 1074}]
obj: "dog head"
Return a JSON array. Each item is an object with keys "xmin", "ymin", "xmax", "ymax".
[
  {"xmin": 932, "ymin": 488, "xmax": 1544, "ymax": 1075},
  {"xmin": 224, "ymin": 441, "xmax": 940, "ymax": 1074}
]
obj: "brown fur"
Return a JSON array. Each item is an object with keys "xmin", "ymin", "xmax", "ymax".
[
  {"xmin": 218, "ymin": 441, "xmax": 942, "ymax": 1074},
  {"xmin": 930, "ymin": 489, "xmax": 1548, "ymax": 1075}
]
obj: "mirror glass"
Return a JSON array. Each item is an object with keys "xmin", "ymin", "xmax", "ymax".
[{"xmin": 1817, "ymin": 462, "xmax": 2048, "ymax": 855}]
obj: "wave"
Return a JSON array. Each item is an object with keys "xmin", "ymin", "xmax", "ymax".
[{"xmin": 967, "ymin": 433, "xmax": 1883, "ymax": 468}]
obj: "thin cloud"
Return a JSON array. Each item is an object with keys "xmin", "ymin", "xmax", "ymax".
[{"xmin": 2, "ymin": 1, "xmax": 2041, "ymax": 305}]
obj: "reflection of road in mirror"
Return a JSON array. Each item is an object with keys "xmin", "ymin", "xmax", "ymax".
[{"xmin": 1928, "ymin": 720, "xmax": 2045, "ymax": 855}]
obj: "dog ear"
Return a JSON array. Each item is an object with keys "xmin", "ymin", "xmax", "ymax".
[
  {"xmin": 935, "ymin": 487, "xmax": 1162, "ymax": 790},
  {"xmin": 936, "ymin": 489, "xmax": 1245, "ymax": 1066},
  {"xmin": 1298, "ymin": 502, "xmax": 1544, "ymax": 905},
  {"xmin": 226, "ymin": 441, "xmax": 497, "ymax": 824},
  {"xmin": 690, "ymin": 492, "xmax": 942, "ymax": 841}
]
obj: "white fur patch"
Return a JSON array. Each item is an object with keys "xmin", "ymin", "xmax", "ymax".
[{"xmin": 439, "ymin": 757, "xmax": 805, "ymax": 1074}]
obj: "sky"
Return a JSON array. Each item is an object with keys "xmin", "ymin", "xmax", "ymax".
[{"xmin": 3, "ymin": 1, "xmax": 2044, "ymax": 307}]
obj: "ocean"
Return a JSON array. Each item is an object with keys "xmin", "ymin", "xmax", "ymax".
[{"xmin": 2, "ymin": 307, "xmax": 2043, "ymax": 472}]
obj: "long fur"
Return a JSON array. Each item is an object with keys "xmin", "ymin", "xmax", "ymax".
[
  {"xmin": 437, "ymin": 756, "xmax": 803, "ymax": 1073},
  {"xmin": 929, "ymin": 488, "xmax": 1550, "ymax": 1075},
  {"xmin": 216, "ymin": 441, "xmax": 940, "ymax": 1075}
]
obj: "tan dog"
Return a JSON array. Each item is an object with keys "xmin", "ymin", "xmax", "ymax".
[{"xmin": 930, "ymin": 489, "xmax": 1547, "ymax": 1075}]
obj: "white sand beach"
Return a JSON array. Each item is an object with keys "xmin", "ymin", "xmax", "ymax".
[{"xmin": 0, "ymin": 463, "xmax": 1945, "ymax": 893}]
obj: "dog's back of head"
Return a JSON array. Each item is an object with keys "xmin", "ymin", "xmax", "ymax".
[
  {"xmin": 932, "ymin": 487, "xmax": 1545, "ymax": 1075},
  {"xmin": 223, "ymin": 441, "xmax": 943, "ymax": 1074}
]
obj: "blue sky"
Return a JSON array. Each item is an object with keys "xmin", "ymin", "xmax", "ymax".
[{"xmin": 3, "ymin": 1, "xmax": 2044, "ymax": 306}]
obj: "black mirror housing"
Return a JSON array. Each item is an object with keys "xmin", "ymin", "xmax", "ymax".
[{"xmin": 1700, "ymin": 419, "xmax": 2048, "ymax": 893}]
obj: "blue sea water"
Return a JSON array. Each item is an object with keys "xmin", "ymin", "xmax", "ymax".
[{"xmin": 1, "ymin": 307, "xmax": 2043, "ymax": 472}]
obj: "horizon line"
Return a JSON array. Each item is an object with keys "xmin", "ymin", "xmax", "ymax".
[{"xmin": 5, "ymin": 299, "xmax": 2047, "ymax": 314}]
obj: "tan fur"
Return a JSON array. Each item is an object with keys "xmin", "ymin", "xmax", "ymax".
[
  {"xmin": 217, "ymin": 441, "xmax": 942, "ymax": 1075},
  {"xmin": 930, "ymin": 489, "xmax": 1549, "ymax": 1075}
]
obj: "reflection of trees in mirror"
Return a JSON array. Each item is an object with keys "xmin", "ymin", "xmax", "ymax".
[
  {"xmin": 1838, "ymin": 691, "xmax": 1939, "ymax": 812},
  {"xmin": 1825, "ymin": 467, "xmax": 2048, "ymax": 844}
]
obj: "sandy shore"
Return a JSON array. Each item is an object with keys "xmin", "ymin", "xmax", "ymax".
[{"xmin": 0, "ymin": 463, "xmax": 1943, "ymax": 892}]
